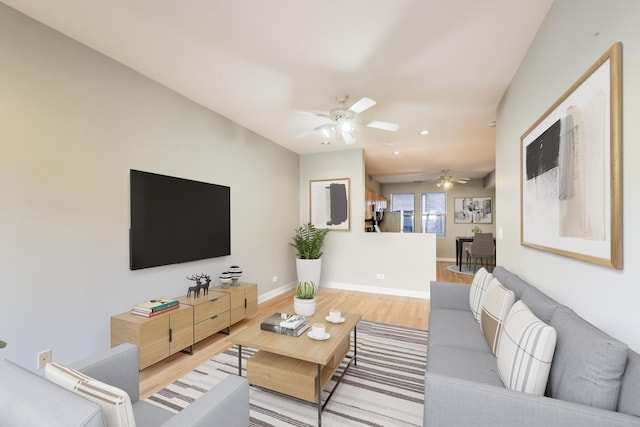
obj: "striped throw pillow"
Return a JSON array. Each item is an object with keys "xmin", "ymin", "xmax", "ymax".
[
  {"xmin": 497, "ymin": 300, "xmax": 557, "ymax": 395},
  {"xmin": 469, "ymin": 267, "xmax": 494, "ymax": 322},
  {"xmin": 45, "ymin": 362, "xmax": 136, "ymax": 427},
  {"xmin": 480, "ymin": 279, "xmax": 515, "ymax": 354}
]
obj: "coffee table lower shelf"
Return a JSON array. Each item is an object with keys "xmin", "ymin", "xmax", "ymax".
[
  {"xmin": 237, "ymin": 331, "xmax": 357, "ymax": 427},
  {"xmin": 247, "ymin": 335, "xmax": 351, "ymax": 403}
]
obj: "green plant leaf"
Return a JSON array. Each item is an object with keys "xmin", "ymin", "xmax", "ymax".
[
  {"xmin": 295, "ymin": 281, "xmax": 317, "ymax": 299},
  {"xmin": 289, "ymin": 222, "xmax": 328, "ymax": 259}
]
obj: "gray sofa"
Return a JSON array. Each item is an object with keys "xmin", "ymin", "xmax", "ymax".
[
  {"xmin": 425, "ymin": 266, "xmax": 640, "ymax": 426},
  {"xmin": 0, "ymin": 343, "xmax": 249, "ymax": 427}
]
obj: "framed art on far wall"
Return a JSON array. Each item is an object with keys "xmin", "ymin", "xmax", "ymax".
[
  {"xmin": 309, "ymin": 178, "xmax": 350, "ymax": 231},
  {"xmin": 520, "ymin": 42, "xmax": 622, "ymax": 269},
  {"xmin": 454, "ymin": 197, "xmax": 493, "ymax": 224}
]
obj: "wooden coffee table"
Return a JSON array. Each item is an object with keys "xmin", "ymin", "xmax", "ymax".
[{"xmin": 230, "ymin": 307, "xmax": 361, "ymax": 426}]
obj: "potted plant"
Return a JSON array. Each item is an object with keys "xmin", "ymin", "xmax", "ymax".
[
  {"xmin": 471, "ymin": 225, "xmax": 482, "ymax": 234},
  {"xmin": 290, "ymin": 222, "xmax": 329, "ymax": 286},
  {"xmin": 293, "ymin": 281, "xmax": 317, "ymax": 317}
]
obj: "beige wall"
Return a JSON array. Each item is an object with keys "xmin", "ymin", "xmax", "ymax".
[
  {"xmin": 496, "ymin": 0, "xmax": 640, "ymax": 351},
  {"xmin": 0, "ymin": 4, "xmax": 299, "ymax": 369},
  {"xmin": 380, "ymin": 179, "xmax": 495, "ymax": 259}
]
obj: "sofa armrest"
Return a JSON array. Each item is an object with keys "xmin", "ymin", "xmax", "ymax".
[
  {"xmin": 424, "ymin": 372, "xmax": 640, "ymax": 427},
  {"xmin": 160, "ymin": 375, "xmax": 249, "ymax": 427},
  {"xmin": 429, "ymin": 281, "xmax": 471, "ymax": 311},
  {"xmin": 0, "ymin": 360, "xmax": 105, "ymax": 427},
  {"xmin": 69, "ymin": 343, "xmax": 140, "ymax": 402}
]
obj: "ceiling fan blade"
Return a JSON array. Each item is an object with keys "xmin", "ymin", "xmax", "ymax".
[
  {"xmin": 366, "ymin": 120, "xmax": 399, "ymax": 132},
  {"xmin": 452, "ymin": 179, "xmax": 468, "ymax": 184},
  {"xmin": 296, "ymin": 123, "xmax": 330, "ymax": 138},
  {"xmin": 348, "ymin": 97, "xmax": 376, "ymax": 113},
  {"xmin": 341, "ymin": 130, "xmax": 357, "ymax": 145},
  {"xmin": 294, "ymin": 110, "xmax": 331, "ymax": 119}
]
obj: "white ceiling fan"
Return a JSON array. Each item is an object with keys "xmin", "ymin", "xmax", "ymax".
[
  {"xmin": 427, "ymin": 170, "xmax": 469, "ymax": 189},
  {"xmin": 297, "ymin": 95, "xmax": 399, "ymax": 145}
]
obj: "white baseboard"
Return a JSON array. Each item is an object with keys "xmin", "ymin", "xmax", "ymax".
[
  {"xmin": 437, "ymin": 257, "xmax": 456, "ymax": 262},
  {"xmin": 321, "ymin": 281, "xmax": 429, "ymax": 300},
  {"xmin": 257, "ymin": 282, "xmax": 295, "ymax": 304},
  {"xmin": 258, "ymin": 281, "xmax": 430, "ymax": 304}
]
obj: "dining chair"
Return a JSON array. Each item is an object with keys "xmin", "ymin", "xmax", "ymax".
[{"xmin": 466, "ymin": 232, "xmax": 495, "ymax": 273}]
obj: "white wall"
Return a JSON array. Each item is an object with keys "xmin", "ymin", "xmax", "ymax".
[
  {"xmin": 0, "ymin": 4, "xmax": 299, "ymax": 369},
  {"xmin": 300, "ymin": 150, "xmax": 436, "ymax": 298},
  {"xmin": 496, "ymin": 0, "xmax": 640, "ymax": 351}
]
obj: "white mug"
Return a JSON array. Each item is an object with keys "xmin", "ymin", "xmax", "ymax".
[
  {"xmin": 329, "ymin": 309, "xmax": 342, "ymax": 322},
  {"xmin": 311, "ymin": 322, "xmax": 326, "ymax": 338}
]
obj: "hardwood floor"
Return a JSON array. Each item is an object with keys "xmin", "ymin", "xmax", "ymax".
[{"xmin": 138, "ymin": 261, "xmax": 472, "ymax": 399}]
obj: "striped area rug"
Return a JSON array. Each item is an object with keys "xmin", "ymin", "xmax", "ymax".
[{"xmin": 145, "ymin": 320, "xmax": 427, "ymax": 426}]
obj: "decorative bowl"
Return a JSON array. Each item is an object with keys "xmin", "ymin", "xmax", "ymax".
[{"xmin": 228, "ymin": 265, "xmax": 242, "ymax": 286}]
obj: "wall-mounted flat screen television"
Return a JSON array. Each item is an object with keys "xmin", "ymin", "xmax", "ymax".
[{"xmin": 129, "ymin": 169, "xmax": 230, "ymax": 270}]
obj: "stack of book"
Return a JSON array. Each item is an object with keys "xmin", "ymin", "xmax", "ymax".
[
  {"xmin": 260, "ymin": 313, "xmax": 310, "ymax": 336},
  {"xmin": 130, "ymin": 298, "xmax": 179, "ymax": 317}
]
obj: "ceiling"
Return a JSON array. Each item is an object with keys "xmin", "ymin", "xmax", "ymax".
[{"xmin": 3, "ymin": 0, "xmax": 553, "ymax": 184}]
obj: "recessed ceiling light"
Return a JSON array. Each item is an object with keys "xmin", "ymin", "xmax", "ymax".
[
  {"xmin": 392, "ymin": 151, "xmax": 401, "ymax": 156},
  {"xmin": 488, "ymin": 120, "xmax": 497, "ymax": 128},
  {"xmin": 321, "ymin": 140, "xmax": 331, "ymax": 145},
  {"xmin": 419, "ymin": 129, "xmax": 431, "ymax": 136}
]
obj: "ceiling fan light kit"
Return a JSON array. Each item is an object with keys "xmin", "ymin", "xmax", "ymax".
[
  {"xmin": 430, "ymin": 170, "xmax": 469, "ymax": 190},
  {"xmin": 299, "ymin": 95, "xmax": 399, "ymax": 145}
]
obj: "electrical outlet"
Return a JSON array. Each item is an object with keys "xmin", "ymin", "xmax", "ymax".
[
  {"xmin": 37, "ymin": 349, "xmax": 51, "ymax": 369},
  {"xmin": 272, "ymin": 275, "xmax": 278, "ymax": 283},
  {"xmin": 376, "ymin": 273, "xmax": 385, "ymax": 279}
]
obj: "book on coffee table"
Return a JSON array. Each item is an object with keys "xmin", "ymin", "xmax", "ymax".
[{"xmin": 260, "ymin": 313, "xmax": 310, "ymax": 336}]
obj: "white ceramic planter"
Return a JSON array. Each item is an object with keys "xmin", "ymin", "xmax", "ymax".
[
  {"xmin": 293, "ymin": 296, "xmax": 316, "ymax": 317},
  {"xmin": 295, "ymin": 258, "xmax": 321, "ymax": 287}
]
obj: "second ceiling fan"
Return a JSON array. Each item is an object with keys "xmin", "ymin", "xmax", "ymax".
[
  {"xmin": 427, "ymin": 170, "xmax": 469, "ymax": 189},
  {"xmin": 298, "ymin": 95, "xmax": 399, "ymax": 145}
]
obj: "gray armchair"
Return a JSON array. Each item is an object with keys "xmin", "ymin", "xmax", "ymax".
[{"xmin": 0, "ymin": 343, "xmax": 249, "ymax": 427}]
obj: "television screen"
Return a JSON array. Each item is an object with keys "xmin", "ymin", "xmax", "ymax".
[{"xmin": 129, "ymin": 169, "xmax": 230, "ymax": 270}]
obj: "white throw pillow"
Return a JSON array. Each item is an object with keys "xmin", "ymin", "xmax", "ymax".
[
  {"xmin": 497, "ymin": 300, "xmax": 557, "ymax": 395},
  {"xmin": 45, "ymin": 362, "xmax": 136, "ymax": 427},
  {"xmin": 480, "ymin": 278, "xmax": 515, "ymax": 355},
  {"xmin": 469, "ymin": 267, "xmax": 494, "ymax": 323}
]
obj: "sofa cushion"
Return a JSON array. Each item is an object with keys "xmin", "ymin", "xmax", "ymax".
[
  {"xmin": 469, "ymin": 267, "xmax": 494, "ymax": 323},
  {"xmin": 427, "ymin": 346, "xmax": 503, "ymax": 387},
  {"xmin": 46, "ymin": 362, "xmax": 136, "ymax": 427},
  {"xmin": 491, "ymin": 266, "xmax": 528, "ymax": 298},
  {"xmin": 548, "ymin": 306, "xmax": 628, "ymax": 411},
  {"xmin": 520, "ymin": 285, "xmax": 560, "ymax": 324},
  {"xmin": 497, "ymin": 301, "xmax": 556, "ymax": 395},
  {"xmin": 428, "ymin": 308, "xmax": 491, "ymax": 352},
  {"xmin": 480, "ymin": 279, "xmax": 515, "ymax": 355},
  {"xmin": 618, "ymin": 350, "xmax": 640, "ymax": 417}
]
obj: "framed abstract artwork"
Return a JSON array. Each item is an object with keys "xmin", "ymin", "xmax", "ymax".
[
  {"xmin": 309, "ymin": 178, "xmax": 350, "ymax": 231},
  {"xmin": 520, "ymin": 42, "xmax": 622, "ymax": 269},
  {"xmin": 454, "ymin": 197, "xmax": 493, "ymax": 224}
]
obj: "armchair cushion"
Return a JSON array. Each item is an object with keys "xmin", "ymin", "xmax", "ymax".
[{"xmin": 46, "ymin": 362, "xmax": 136, "ymax": 427}]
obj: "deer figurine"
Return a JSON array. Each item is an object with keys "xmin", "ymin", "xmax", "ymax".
[
  {"xmin": 198, "ymin": 273, "xmax": 211, "ymax": 296},
  {"xmin": 186, "ymin": 274, "xmax": 202, "ymax": 298}
]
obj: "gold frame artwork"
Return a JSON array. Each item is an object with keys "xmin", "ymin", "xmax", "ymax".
[
  {"xmin": 309, "ymin": 178, "xmax": 350, "ymax": 231},
  {"xmin": 520, "ymin": 42, "xmax": 622, "ymax": 269}
]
